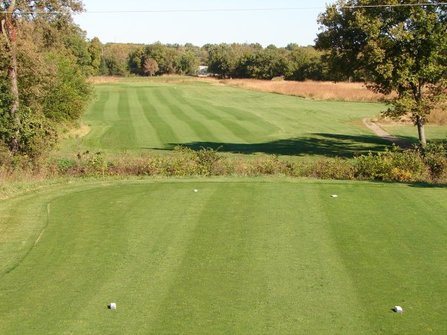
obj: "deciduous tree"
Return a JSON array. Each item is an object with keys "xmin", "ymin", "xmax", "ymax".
[
  {"xmin": 0, "ymin": 0, "xmax": 89, "ymax": 156},
  {"xmin": 316, "ymin": 0, "xmax": 447, "ymax": 146},
  {"xmin": 143, "ymin": 58, "xmax": 159, "ymax": 76}
]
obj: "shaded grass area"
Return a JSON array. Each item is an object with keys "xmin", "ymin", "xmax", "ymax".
[
  {"xmin": 0, "ymin": 179, "xmax": 446, "ymax": 334},
  {"xmin": 161, "ymin": 133, "xmax": 405, "ymax": 158}
]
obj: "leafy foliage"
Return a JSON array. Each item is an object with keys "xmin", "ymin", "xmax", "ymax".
[
  {"xmin": 143, "ymin": 58, "xmax": 159, "ymax": 76},
  {"xmin": 42, "ymin": 52, "xmax": 92, "ymax": 121},
  {"xmin": 124, "ymin": 42, "xmax": 331, "ymax": 80},
  {"xmin": 129, "ymin": 43, "xmax": 201, "ymax": 76},
  {"xmin": 354, "ymin": 146, "xmax": 427, "ymax": 182},
  {"xmin": 0, "ymin": 0, "xmax": 92, "ymax": 158},
  {"xmin": 316, "ymin": 0, "xmax": 447, "ymax": 145}
]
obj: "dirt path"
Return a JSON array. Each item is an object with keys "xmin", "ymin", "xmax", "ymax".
[{"xmin": 362, "ymin": 118, "xmax": 408, "ymax": 147}]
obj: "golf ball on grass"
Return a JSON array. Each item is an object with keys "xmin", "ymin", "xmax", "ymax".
[
  {"xmin": 194, "ymin": 189, "xmax": 198, "ymax": 193},
  {"xmin": 108, "ymin": 303, "xmax": 117, "ymax": 310},
  {"xmin": 331, "ymin": 194, "xmax": 338, "ymax": 198}
]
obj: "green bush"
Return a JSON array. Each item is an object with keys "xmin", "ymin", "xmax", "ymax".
[
  {"xmin": 304, "ymin": 158, "xmax": 355, "ymax": 180},
  {"xmin": 55, "ymin": 158, "xmax": 77, "ymax": 174},
  {"xmin": 194, "ymin": 147, "xmax": 222, "ymax": 176},
  {"xmin": 422, "ymin": 143, "xmax": 447, "ymax": 181},
  {"xmin": 354, "ymin": 147, "xmax": 426, "ymax": 182},
  {"xmin": 1, "ymin": 145, "xmax": 447, "ymax": 184}
]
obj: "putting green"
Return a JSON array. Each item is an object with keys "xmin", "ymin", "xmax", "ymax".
[{"xmin": 0, "ymin": 179, "xmax": 446, "ymax": 334}]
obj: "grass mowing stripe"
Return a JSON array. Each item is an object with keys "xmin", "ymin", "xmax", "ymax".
[
  {"xmin": 207, "ymin": 88, "xmax": 381, "ymax": 137},
  {"xmin": 157, "ymin": 87, "xmax": 220, "ymax": 142},
  {"xmin": 173, "ymin": 90, "xmax": 252, "ymax": 143},
  {"xmin": 77, "ymin": 90, "xmax": 112, "ymax": 150},
  {"xmin": 0, "ymin": 183, "xmax": 216, "ymax": 334},
  {"xmin": 150, "ymin": 182, "xmax": 369, "ymax": 334},
  {"xmin": 87, "ymin": 88, "xmax": 136, "ymax": 150},
  {"xmin": 135, "ymin": 88, "xmax": 179, "ymax": 146},
  {"xmin": 98, "ymin": 89, "xmax": 137, "ymax": 149},
  {"xmin": 102, "ymin": 86, "xmax": 121, "ymax": 122},
  {"xmin": 185, "ymin": 86, "xmax": 319, "ymax": 140},
  {"xmin": 146, "ymin": 88, "xmax": 199, "ymax": 142},
  {"xmin": 0, "ymin": 188, "xmax": 132, "ymax": 333},
  {"xmin": 92, "ymin": 89, "xmax": 132, "ymax": 149},
  {"xmin": 87, "ymin": 89, "xmax": 109, "ymax": 122},
  {"xmin": 70, "ymin": 184, "xmax": 218, "ymax": 334},
  {"xmin": 187, "ymin": 86, "xmax": 297, "ymax": 135},
  {"xmin": 58, "ymin": 79, "xmax": 394, "ymax": 155},
  {"xmin": 184, "ymin": 87, "xmax": 276, "ymax": 140},
  {"xmin": 127, "ymin": 88, "xmax": 163, "ymax": 149},
  {"xmin": 0, "ymin": 180, "xmax": 446, "ymax": 334},
  {"xmin": 321, "ymin": 184, "xmax": 447, "ymax": 334}
]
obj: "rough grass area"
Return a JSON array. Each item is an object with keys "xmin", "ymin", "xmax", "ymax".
[
  {"xmin": 58, "ymin": 78, "xmax": 390, "ymax": 156},
  {"xmin": 215, "ymin": 78, "xmax": 390, "ymax": 102},
  {"xmin": 0, "ymin": 179, "xmax": 446, "ymax": 334}
]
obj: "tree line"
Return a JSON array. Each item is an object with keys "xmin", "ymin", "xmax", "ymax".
[
  {"xmin": 98, "ymin": 42, "xmax": 338, "ymax": 81},
  {"xmin": 1, "ymin": 0, "xmax": 445, "ymax": 159}
]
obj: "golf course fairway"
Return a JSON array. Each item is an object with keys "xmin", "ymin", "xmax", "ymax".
[
  {"xmin": 60, "ymin": 80, "xmax": 391, "ymax": 157},
  {"xmin": 0, "ymin": 179, "xmax": 446, "ymax": 334}
]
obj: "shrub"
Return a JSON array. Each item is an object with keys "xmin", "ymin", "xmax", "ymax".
[
  {"xmin": 1, "ymin": 145, "xmax": 446, "ymax": 184},
  {"xmin": 354, "ymin": 147, "xmax": 426, "ymax": 182},
  {"xmin": 302, "ymin": 158, "xmax": 355, "ymax": 180},
  {"xmin": 55, "ymin": 158, "xmax": 77, "ymax": 174},
  {"xmin": 194, "ymin": 147, "xmax": 221, "ymax": 176},
  {"xmin": 422, "ymin": 143, "xmax": 447, "ymax": 181}
]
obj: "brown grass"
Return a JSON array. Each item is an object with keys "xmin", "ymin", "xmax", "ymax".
[
  {"xmin": 88, "ymin": 76, "xmax": 121, "ymax": 84},
  {"xmin": 61, "ymin": 123, "xmax": 91, "ymax": 139},
  {"xmin": 427, "ymin": 107, "xmax": 447, "ymax": 125},
  {"xmin": 208, "ymin": 78, "xmax": 390, "ymax": 102}
]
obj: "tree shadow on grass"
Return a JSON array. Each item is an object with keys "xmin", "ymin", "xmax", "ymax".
[
  {"xmin": 408, "ymin": 182, "xmax": 447, "ymax": 189},
  {"xmin": 150, "ymin": 133, "xmax": 414, "ymax": 158}
]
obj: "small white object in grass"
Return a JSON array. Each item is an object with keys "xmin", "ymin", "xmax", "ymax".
[
  {"xmin": 393, "ymin": 306, "xmax": 403, "ymax": 313},
  {"xmin": 194, "ymin": 189, "xmax": 198, "ymax": 193},
  {"xmin": 109, "ymin": 303, "xmax": 117, "ymax": 310},
  {"xmin": 331, "ymin": 194, "xmax": 338, "ymax": 198}
]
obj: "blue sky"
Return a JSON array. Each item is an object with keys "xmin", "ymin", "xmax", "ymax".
[{"xmin": 74, "ymin": 0, "xmax": 335, "ymax": 47}]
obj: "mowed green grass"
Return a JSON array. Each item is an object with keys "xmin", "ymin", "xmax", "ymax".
[
  {"xmin": 383, "ymin": 124, "xmax": 447, "ymax": 144},
  {"xmin": 60, "ymin": 79, "xmax": 390, "ymax": 157},
  {"xmin": 0, "ymin": 179, "xmax": 446, "ymax": 334}
]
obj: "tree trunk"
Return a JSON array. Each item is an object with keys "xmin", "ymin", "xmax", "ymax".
[
  {"xmin": 2, "ymin": 0, "xmax": 20, "ymax": 152},
  {"xmin": 9, "ymin": 41, "xmax": 20, "ymax": 151},
  {"xmin": 416, "ymin": 115, "xmax": 427, "ymax": 148}
]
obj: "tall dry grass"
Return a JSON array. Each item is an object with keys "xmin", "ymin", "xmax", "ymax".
[
  {"xmin": 427, "ymin": 107, "xmax": 447, "ymax": 125},
  {"xmin": 88, "ymin": 76, "xmax": 121, "ymax": 84},
  {"xmin": 213, "ymin": 79, "xmax": 390, "ymax": 102}
]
